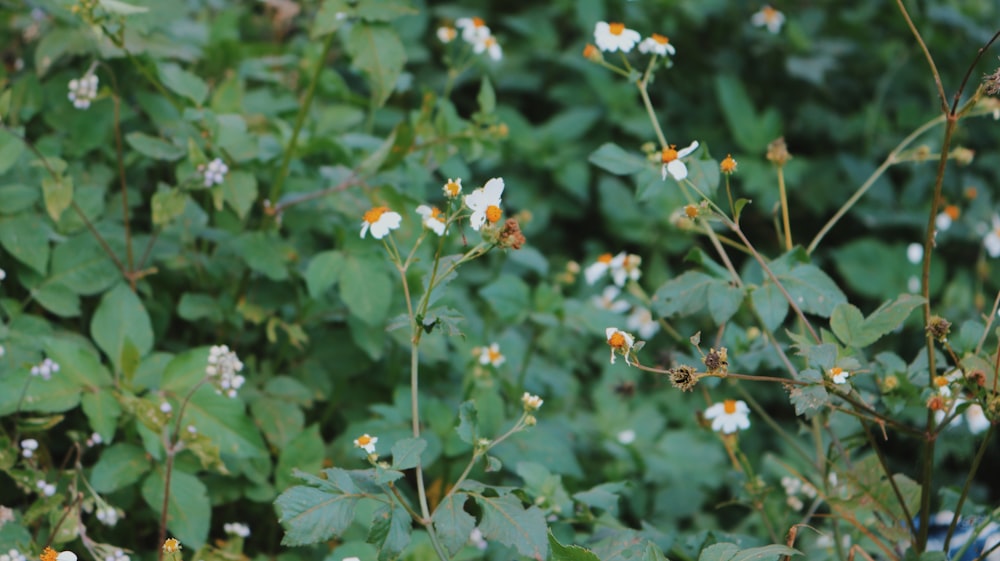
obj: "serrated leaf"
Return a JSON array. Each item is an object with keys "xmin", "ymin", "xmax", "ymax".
[
  {"xmin": 588, "ymin": 143, "xmax": 647, "ymax": 175},
  {"xmin": 367, "ymin": 504, "xmax": 411, "ymax": 561},
  {"xmin": 390, "ymin": 438, "xmax": 426, "ymax": 471},
  {"xmin": 91, "ymin": 283, "xmax": 154, "ymax": 373},
  {"xmin": 474, "ymin": 494, "xmax": 547, "ymax": 560},
  {"xmin": 456, "ymin": 400, "xmax": 478, "ymax": 444},
  {"xmin": 159, "ymin": 63, "xmax": 209, "ymax": 106},
  {"xmin": 707, "ymin": 281, "xmax": 744, "ymax": 324},
  {"xmin": 42, "ymin": 175, "xmax": 73, "ymax": 222},
  {"xmin": 861, "ymin": 294, "xmax": 925, "ymax": 344},
  {"xmin": 433, "ymin": 493, "xmax": 475, "ymax": 556},
  {"xmin": 550, "ymin": 530, "xmax": 602, "ymax": 561},
  {"xmin": 305, "ymin": 250, "xmax": 345, "ymax": 299},
  {"xmin": 275, "ymin": 425, "xmax": 325, "ymax": 491},
  {"xmin": 788, "ymin": 369, "xmax": 829, "ymax": 417},
  {"xmin": 126, "ymin": 132, "xmax": 185, "ymax": 161},
  {"xmin": 345, "ymin": 23, "xmax": 406, "ymax": 108},
  {"xmin": 276, "ymin": 468, "xmax": 363, "ymax": 546},
  {"xmin": 781, "ymin": 264, "xmax": 846, "ymax": 318},
  {"xmin": 141, "ymin": 468, "xmax": 210, "ymax": 548},
  {"xmin": 751, "ymin": 281, "xmax": 788, "ymax": 332},
  {"xmin": 652, "ymin": 271, "xmax": 713, "ymax": 318}
]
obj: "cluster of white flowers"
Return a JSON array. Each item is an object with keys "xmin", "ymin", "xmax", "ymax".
[
  {"xmin": 224, "ymin": 522, "xmax": 251, "ymax": 538},
  {"xmin": 438, "ymin": 17, "xmax": 503, "ymax": 61},
  {"xmin": 584, "ymin": 252, "xmax": 641, "ymax": 286},
  {"xmin": 198, "ymin": 158, "xmax": 229, "ymax": 187},
  {"xmin": 469, "ymin": 527, "xmax": 488, "ymax": 551},
  {"xmin": 30, "ymin": 357, "xmax": 60, "ymax": 380},
  {"xmin": 86, "ymin": 432, "xmax": 103, "ymax": 447},
  {"xmin": 102, "ymin": 549, "xmax": 128, "ymax": 561},
  {"xmin": 68, "ymin": 74, "xmax": 99, "ymax": 109},
  {"xmin": 780, "ymin": 475, "xmax": 818, "ymax": 511},
  {"xmin": 0, "ymin": 549, "xmax": 27, "ymax": 561},
  {"xmin": 20, "ymin": 439, "xmax": 38, "ymax": 459},
  {"xmin": 36, "ymin": 480, "xmax": 56, "ymax": 496},
  {"xmin": 520, "ymin": 392, "xmax": 543, "ymax": 411},
  {"xmin": 95, "ymin": 505, "xmax": 120, "ymax": 527},
  {"xmin": 206, "ymin": 345, "xmax": 245, "ymax": 398}
]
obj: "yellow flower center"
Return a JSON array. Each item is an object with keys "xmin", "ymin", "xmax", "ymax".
[
  {"xmin": 41, "ymin": 548, "xmax": 58, "ymax": 561},
  {"xmin": 472, "ymin": 16, "xmax": 485, "ymax": 27},
  {"xmin": 721, "ymin": 154, "xmax": 737, "ymax": 173},
  {"xmin": 944, "ymin": 204, "xmax": 960, "ymax": 220},
  {"xmin": 162, "ymin": 539, "xmax": 181, "ymax": 553},
  {"xmin": 597, "ymin": 253, "xmax": 613, "ymax": 264},
  {"xmin": 357, "ymin": 435, "xmax": 372, "ymax": 446},
  {"xmin": 430, "ymin": 207, "xmax": 445, "ymax": 222},
  {"xmin": 486, "ymin": 205, "xmax": 502, "ymax": 223},
  {"xmin": 652, "ymin": 33, "xmax": 670, "ymax": 45},
  {"xmin": 444, "ymin": 27, "xmax": 457, "ymax": 40},
  {"xmin": 364, "ymin": 206, "xmax": 389, "ymax": 224},
  {"xmin": 488, "ymin": 348, "xmax": 502, "ymax": 363},
  {"xmin": 485, "ymin": 37, "xmax": 497, "ymax": 48},
  {"xmin": 608, "ymin": 332, "xmax": 626, "ymax": 349},
  {"xmin": 609, "ymin": 22, "xmax": 625, "ymax": 36},
  {"xmin": 762, "ymin": 6, "xmax": 778, "ymax": 21},
  {"xmin": 661, "ymin": 145, "xmax": 678, "ymax": 163},
  {"xmin": 934, "ymin": 375, "xmax": 948, "ymax": 387},
  {"xmin": 830, "ymin": 367, "xmax": 843, "ymax": 377},
  {"xmin": 445, "ymin": 180, "xmax": 461, "ymax": 196},
  {"xmin": 723, "ymin": 399, "xmax": 738, "ymax": 414},
  {"xmin": 684, "ymin": 204, "xmax": 698, "ymax": 218},
  {"xmin": 583, "ymin": 44, "xmax": 598, "ymax": 58}
]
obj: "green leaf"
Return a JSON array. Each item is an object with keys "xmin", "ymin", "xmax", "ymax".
[
  {"xmin": 175, "ymin": 386, "xmax": 267, "ymax": 459},
  {"xmin": 45, "ymin": 338, "xmax": 114, "ymax": 388},
  {"xmin": 456, "ymin": 400, "xmax": 478, "ymax": 444},
  {"xmin": 236, "ymin": 231, "xmax": 291, "ymax": 281},
  {"xmin": 126, "ymin": 132, "xmax": 185, "ymax": 161},
  {"xmin": 478, "ymin": 77, "xmax": 496, "ymax": 114},
  {"xmin": 715, "ymin": 75, "xmax": 781, "ymax": 152},
  {"xmin": 433, "ymin": 493, "xmax": 475, "ymax": 556},
  {"xmin": 312, "ymin": 0, "xmax": 350, "ymax": 38},
  {"xmin": 0, "ymin": 212, "xmax": 50, "ymax": 274},
  {"xmin": 29, "ymin": 279, "xmax": 81, "ymax": 317},
  {"xmin": 367, "ymin": 504, "xmax": 411, "ymax": 561},
  {"xmin": 588, "ymin": 143, "xmax": 647, "ymax": 175},
  {"xmin": 177, "ymin": 292, "xmax": 223, "ymax": 322},
  {"xmin": 276, "ymin": 468, "xmax": 363, "ymax": 546},
  {"xmin": 474, "ymin": 493, "xmax": 548, "ymax": 559},
  {"xmin": 41, "ymin": 175, "xmax": 73, "ymax": 222},
  {"xmin": 781, "ymin": 264, "xmax": 846, "ymax": 318},
  {"xmin": 275, "ymin": 425, "xmax": 325, "ymax": 491},
  {"xmin": 98, "ymin": 0, "xmax": 149, "ymax": 15},
  {"xmin": 700, "ymin": 543, "xmax": 800, "ymax": 561},
  {"xmin": 480, "ymin": 274, "xmax": 531, "ymax": 323},
  {"xmin": 91, "ymin": 283, "xmax": 154, "ymax": 372},
  {"xmin": 0, "ymin": 184, "xmax": 40, "ymax": 214},
  {"xmin": 82, "ymin": 391, "xmax": 121, "ymax": 442},
  {"xmin": 345, "ymin": 23, "xmax": 406, "ymax": 108},
  {"xmin": 151, "ymin": 186, "xmax": 189, "ymax": 226},
  {"xmin": 141, "ymin": 468, "xmax": 211, "ymax": 548},
  {"xmin": 390, "ymin": 438, "xmax": 426, "ymax": 471},
  {"xmin": 550, "ymin": 530, "xmax": 602, "ymax": 561},
  {"xmin": 219, "ymin": 170, "xmax": 257, "ymax": 220},
  {"xmin": 91, "ymin": 443, "xmax": 150, "ymax": 493},
  {"xmin": 788, "ymin": 369, "xmax": 829, "ymax": 418},
  {"xmin": 305, "ymin": 250, "xmax": 345, "ymax": 299},
  {"xmin": 707, "ymin": 281, "xmax": 744, "ymax": 324},
  {"xmin": 0, "ymin": 127, "xmax": 26, "ymax": 174},
  {"xmin": 652, "ymin": 271, "xmax": 712, "ymax": 318},
  {"xmin": 340, "ymin": 253, "xmax": 392, "ymax": 326},
  {"xmin": 355, "ymin": 0, "xmax": 418, "ymax": 21},
  {"xmin": 750, "ymin": 281, "xmax": 788, "ymax": 332},
  {"xmin": 159, "ymin": 62, "xmax": 209, "ymax": 106},
  {"xmin": 49, "ymin": 233, "xmax": 120, "ymax": 295},
  {"xmin": 831, "ymin": 295, "xmax": 924, "ymax": 348}
]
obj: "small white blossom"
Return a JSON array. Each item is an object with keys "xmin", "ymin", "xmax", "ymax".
[
  {"xmin": 638, "ymin": 34, "xmax": 675, "ymax": 57},
  {"xmin": 591, "ymin": 285, "xmax": 630, "ymax": 313},
  {"xmin": 198, "ymin": 158, "xmax": 229, "ymax": 187},
  {"xmin": 906, "ymin": 243, "xmax": 923, "ymax": 265},
  {"xmin": 593, "ymin": 21, "xmax": 641, "ymax": 53},
  {"xmin": 474, "ymin": 343, "xmax": 505, "ymax": 367},
  {"xmin": 751, "ymin": 5, "xmax": 785, "ymax": 34},
  {"xmin": 20, "ymin": 439, "xmax": 38, "ymax": 458},
  {"xmin": 95, "ymin": 505, "xmax": 120, "ymax": 527},
  {"xmin": 704, "ymin": 399, "xmax": 751, "ymax": 434},
  {"xmin": 103, "ymin": 549, "xmax": 128, "ymax": 561},
  {"xmin": 935, "ymin": 211, "xmax": 953, "ymax": 232},
  {"xmin": 456, "ymin": 17, "xmax": 491, "ymax": 44},
  {"xmin": 86, "ymin": 432, "xmax": 102, "ymax": 447},
  {"xmin": 464, "ymin": 178, "xmax": 504, "ymax": 231},
  {"xmin": 416, "ymin": 205, "xmax": 447, "ymax": 236},
  {"xmin": 616, "ymin": 429, "xmax": 636, "ymax": 444},
  {"xmin": 610, "ymin": 253, "xmax": 641, "ymax": 287},
  {"xmin": 626, "ymin": 307, "xmax": 659, "ymax": 339},
  {"xmin": 436, "ymin": 25, "xmax": 457, "ymax": 43},
  {"xmin": 207, "ymin": 345, "xmax": 245, "ymax": 398},
  {"xmin": 30, "ymin": 357, "xmax": 60, "ymax": 380},
  {"xmin": 0, "ymin": 269, "xmax": 6, "ymax": 282},
  {"xmin": 442, "ymin": 178, "xmax": 462, "ymax": 198},
  {"xmin": 584, "ymin": 253, "xmax": 616, "ymax": 285},
  {"xmin": 521, "ymin": 392, "xmax": 543, "ymax": 411},
  {"xmin": 223, "ymin": 522, "xmax": 251, "ymax": 538},
  {"xmin": 0, "ymin": 550, "xmax": 27, "ymax": 561},
  {"xmin": 360, "ymin": 206, "xmax": 403, "ymax": 239},
  {"xmin": 186, "ymin": 425, "xmax": 197, "ymax": 434},
  {"xmin": 36, "ymin": 480, "xmax": 56, "ymax": 496},
  {"xmin": 353, "ymin": 433, "xmax": 378, "ymax": 454},
  {"xmin": 68, "ymin": 74, "xmax": 99, "ymax": 109},
  {"xmin": 469, "ymin": 527, "xmax": 488, "ymax": 551},
  {"xmin": 984, "ymin": 214, "xmax": 1000, "ymax": 258},
  {"xmin": 966, "ymin": 403, "xmax": 991, "ymax": 435},
  {"xmin": 160, "ymin": 401, "xmax": 173, "ymax": 414},
  {"xmin": 828, "ymin": 367, "xmax": 850, "ymax": 385},
  {"xmin": 661, "ymin": 141, "xmax": 700, "ymax": 181}
]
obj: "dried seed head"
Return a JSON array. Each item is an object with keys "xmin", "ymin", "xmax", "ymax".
[
  {"xmin": 669, "ymin": 365, "xmax": 699, "ymax": 392},
  {"xmin": 927, "ymin": 394, "xmax": 947, "ymax": 412},
  {"xmin": 498, "ymin": 218, "xmax": 526, "ymax": 249},
  {"xmin": 766, "ymin": 137, "xmax": 791, "ymax": 166},
  {"xmin": 703, "ymin": 347, "xmax": 729, "ymax": 375},
  {"xmin": 926, "ymin": 315, "xmax": 951, "ymax": 342},
  {"xmin": 966, "ymin": 369, "xmax": 987, "ymax": 387}
]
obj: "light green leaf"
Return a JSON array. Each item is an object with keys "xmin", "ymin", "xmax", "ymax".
[
  {"xmin": 41, "ymin": 175, "xmax": 73, "ymax": 222},
  {"xmin": 276, "ymin": 468, "xmax": 363, "ymax": 546},
  {"xmin": 151, "ymin": 186, "xmax": 189, "ymax": 226},
  {"xmin": 305, "ymin": 250, "xmax": 345, "ymax": 299},
  {"xmin": 861, "ymin": 294, "xmax": 925, "ymax": 344},
  {"xmin": 49, "ymin": 233, "xmax": 120, "ymax": 295},
  {"xmin": 237, "ymin": 231, "xmax": 291, "ymax": 281},
  {"xmin": 141, "ymin": 468, "xmax": 210, "ymax": 548},
  {"xmin": 652, "ymin": 271, "xmax": 713, "ymax": 318},
  {"xmin": 0, "ymin": 184, "xmax": 39, "ymax": 214},
  {"xmin": 588, "ymin": 143, "xmax": 648, "ymax": 175},
  {"xmin": 474, "ymin": 494, "xmax": 548, "ymax": 559},
  {"xmin": 219, "ymin": 170, "xmax": 257, "ymax": 219},
  {"xmin": 340, "ymin": 253, "xmax": 392, "ymax": 326},
  {"xmin": 0, "ymin": 127, "xmax": 26, "ymax": 174},
  {"xmin": 707, "ymin": 281, "xmax": 744, "ymax": 324},
  {"xmin": 390, "ymin": 438, "xmax": 426, "ymax": 471},
  {"xmin": 30, "ymin": 280, "xmax": 81, "ymax": 317},
  {"xmin": 433, "ymin": 493, "xmax": 475, "ymax": 556},
  {"xmin": 98, "ymin": 0, "xmax": 149, "ymax": 15},
  {"xmin": 275, "ymin": 425, "xmax": 325, "ymax": 491},
  {"xmin": 480, "ymin": 274, "xmax": 531, "ymax": 323},
  {"xmin": 82, "ymin": 391, "xmax": 121, "ymax": 442},
  {"xmin": 751, "ymin": 281, "xmax": 788, "ymax": 332},
  {"xmin": 345, "ymin": 23, "xmax": 406, "ymax": 108},
  {"xmin": 456, "ymin": 400, "xmax": 478, "ymax": 444},
  {"xmin": 0, "ymin": 212, "xmax": 50, "ymax": 274},
  {"xmin": 91, "ymin": 283, "xmax": 154, "ymax": 372},
  {"xmin": 45, "ymin": 337, "xmax": 114, "ymax": 388},
  {"xmin": 91, "ymin": 443, "xmax": 150, "ymax": 493},
  {"xmin": 367, "ymin": 504, "xmax": 411, "ymax": 561},
  {"xmin": 126, "ymin": 132, "xmax": 185, "ymax": 161},
  {"xmin": 158, "ymin": 62, "xmax": 209, "ymax": 106},
  {"xmin": 175, "ymin": 386, "xmax": 267, "ymax": 459},
  {"xmin": 312, "ymin": 0, "xmax": 350, "ymax": 38},
  {"xmin": 550, "ymin": 531, "xmax": 602, "ymax": 561}
]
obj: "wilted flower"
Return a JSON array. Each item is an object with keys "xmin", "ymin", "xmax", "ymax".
[
  {"xmin": 67, "ymin": 74, "xmax": 98, "ymax": 109},
  {"xmin": 360, "ymin": 206, "xmax": 402, "ymax": 239},
  {"xmin": 498, "ymin": 218, "xmax": 526, "ymax": 249},
  {"xmin": 751, "ymin": 5, "xmax": 785, "ymax": 34},
  {"xmin": 606, "ymin": 327, "xmax": 636, "ymax": 366},
  {"xmin": 661, "ymin": 141, "xmax": 700, "ymax": 181},
  {"xmin": 704, "ymin": 399, "xmax": 751, "ymax": 434},
  {"xmin": 416, "ymin": 205, "xmax": 447, "ymax": 236},
  {"xmin": 766, "ymin": 137, "xmax": 791, "ymax": 166},
  {"xmin": 593, "ymin": 21, "xmax": 641, "ymax": 53},
  {"xmin": 464, "ymin": 178, "xmax": 504, "ymax": 231},
  {"xmin": 353, "ymin": 433, "xmax": 378, "ymax": 454},
  {"xmin": 637, "ymin": 34, "xmax": 675, "ymax": 57},
  {"xmin": 703, "ymin": 347, "xmax": 729, "ymax": 375},
  {"xmin": 669, "ymin": 365, "xmax": 699, "ymax": 392}
]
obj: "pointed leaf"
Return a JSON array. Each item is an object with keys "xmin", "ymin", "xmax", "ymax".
[
  {"xmin": 474, "ymin": 494, "xmax": 547, "ymax": 560},
  {"xmin": 390, "ymin": 437, "xmax": 426, "ymax": 471},
  {"xmin": 588, "ymin": 143, "xmax": 647, "ymax": 175},
  {"xmin": 91, "ymin": 283, "xmax": 154, "ymax": 372},
  {"xmin": 434, "ymin": 493, "xmax": 476, "ymax": 556},
  {"xmin": 345, "ymin": 23, "xmax": 406, "ymax": 108},
  {"xmin": 41, "ymin": 175, "xmax": 73, "ymax": 222},
  {"xmin": 550, "ymin": 530, "xmax": 602, "ymax": 561},
  {"xmin": 141, "ymin": 468, "xmax": 210, "ymax": 548},
  {"xmin": 367, "ymin": 504, "xmax": 411, "ymax": 561},
  {"xmin": 275, "ymin": 468, "xmax": 363, "ymax": 546}
]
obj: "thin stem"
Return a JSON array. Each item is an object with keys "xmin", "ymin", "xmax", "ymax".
[
  {"xmin": 943, "ymin": 424, "xmax": 995, "ymax": 552},
  {"xmin": 893, "ymin": 0, "xmax": 948, "ymax": 111},
  {"xmin": 268, "ymin": 32, "xmax": 337, "ymax": 206},
  {"xmin": 976, "ymin": 291, "xmax": 1000, "ymax": 355},
  {"xmin": 776, "ymin": 166, "xmax": 792, "ymax": 251},
  {"xmin": 637, "ymin": 76, "xmax": 668, "ymax": 148},
  {"xmin": 950, "ymin": 29, "xmax": 1000, "ymax": 114}
]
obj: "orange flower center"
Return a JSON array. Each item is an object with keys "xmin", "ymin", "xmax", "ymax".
[
  {"xmin": 723, "ymin": 399, "xmax": 738, "ymax": 414},
  {"xmin": 488, "ymin": 348, "xmax": 502, "ymax": 362},
  {"xmin": 721, "ymin": 154, "xmax": 737, "ymax": 173},
  {"xmin": 583, "ymin": 44, "xmax": 598, "ymax": 58},
  {"xmin": 934, "ymin": 375, "xmax": 948, "ymax": 387},
  {"xmin": 597, "ymin": 253, "xmax": 613, "ymax": 264},
  {"xmin": 609, "ymin": 22, "xmax": 625, "ymax": 36},
  {"xmin": 928, "ymin": 395, "xmax": 946, "ymax": 411},
  {"xmin": 652, "ymin": 33, "xmax": 670, "ymax": 45},
  {"xmin": 661, "ymin": 145, "xmax": 679, "ymax": 163},
  {"xmin": 485, "ymin": 36, "xmax": 497, "ymax": 47},
  {"xmin": 430, "ymin": 207, "xmax": 445, "ymax": 222},
  {"xmin": 41, "ymin": 548, "xmax": 58, "ymax": 561},
  {"xmin": 608, "ymin": 332, "xmax": 626, "ymax": 348},
  {"xmin": 944, "ymin": 205, "xmax": 960, "ymax": 220},
  {"xmin": 830, "ymin": 367, "xmax": 843, "ymax": 376},
  {"xmin": 445, "ymin": 181, "xmax": 461, "ymax": 196},
  {"xmin": 763, "ymin": 6, "xmax": 778, "ymax": 21},
  {"xmin": 472, "ymin": 17, "xmax": 485, "ymax": 27},
  {"xmin": 357, "ymin": 435, "xmax": 372, "ymax": 446},
  {"xmin": 364, "ymin": 206, "xmax": 389, "ymax": 224},
  {"xmin": 684, "ymin": 204, "xmax": 698, "ymax": 218},
  {"xmin": 486, "ymin": 205, "xmax": 502, "ymax": 223}
]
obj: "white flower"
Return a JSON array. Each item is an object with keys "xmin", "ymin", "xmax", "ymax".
[
  {"xmin": 593, "ymin": 21, "xmax": 641, "ymax": 53},
  {"xmin": 933, "ymin": 370, "xmax": 962, "ymax": 397},
  {"xmin": 207, "ymin": 345, "xmax": 245, "ymax": 398},
  {"xmin": 30, "ymin": 357, "xmax": 60, "ymax": 380},
  {"xmin": 611, "ymin": 253, "xmax": 641, "ymax": 287},
  {"xmin": 437, "ymin": 25, "xmax": 457, "ymax": 43},
  {"xmin": 469, "ymin": 527, "xmax": 488, "ymax": 551},
  {"xmin": 907, "ymin": 275, "xmax": 921, "ymax": 293},
  {"xmin": 456, "ymin": 17, "xmax": 491, "ymax": 43},
  {"xmin": 199, "ymin": 158, "xmax": 229, "ymax": 187},
  {"xmin": 828, "ymin": 367, "xmax": 850, "ymax": 385},
  {"xmin": 661, "ymin": 141, "xmax": 699, "ymax": 181},
  {"xmin": 751, "ymin": 5, "xmax": 785, "ymax": 34},
  {"xmin": 0, "ymin": 269, "xmax": 5, "ymax": 282},
  {"xmin": 984, "ymin": 214, "xmax": 1000, "ymax": 258},
  {"xmin": 584, "ymin": 253, "xmax": 615, "ymax": 285},
  {"xmin": 605, "ymin": 327, "xmax": 636, "ymax": 366},
  {"xmin": 20, "ymin": 439, "xmax": 38, "ymax": 458},
  {"xmin": 464, "ymin": 177, "xmax": 504, "ymax": 231},
  {"xmin": 965, "ymin": 403, "xmax": 990, "ymax": 435},
  {"xmin": 638, "ymin": 34, "xmax": 676, "ymax": 56},
  {"xmin": 906, "ymin": 243, "xmax": 923, "ymax": 265},
  {"xmin": 591, "ymin": 285, "xmax": 630, "ymax": 313},
  {"xmin": 96, "ymin": 505, "xmax": 120, "ymax": 527},
  {"xmin": 616, "ymin": 429, "xmax": 636, "ymax": 444},
  {"xmin": 473, "ymin": 35, "xmax": 503, "ymax": 61},
  {"xmin": 160, "ymin": 401, "xmax": 173, "ymax": 414},
  {"xmin": 353, "ymin": 433, "xmax": 378, "ymax": 454},
  {"xmin": 104, "ymin": 549, "xmax": 128, "ymax": 561},
  {"xmin": 704, "ymin": 399, "xmax": 751, "ymax": 434},
  {"xmin": 626, "ymin": 307, "xmax": 659, "ymax": 339},
  {"xmin": 475, "ymin": 343, "xmax": 505, "ymax": 367},
  {"xmin": 443, "ymin": 178, "xmax": 462, "ymax": 198},
  {"xmin": 36, "ymin": 480, "xmax": 56, "ymax": 496},
  {"xmin": 521, "ymin": 392, "xmax": 543, "ymax": 411},
  {"xmin": 935, "ymin": 211, "xmax": 953, "ymax": 232},
  {"xmin": 0, "ymin": 549, "xmax": 27, "ymax": 561},
  {"xmin": 67, "ymin": 74, "xmax": 98, "ymax": 109},
  {"xmin": 223, "ymin": 522, "xmax": 251, "ymax": 538},
  {"xmin": 360, "ymin": 206, "xmax": 403, "ymax": 239},
  {"xmin": 416, "ymin": 205, "xmax": 447, "ymax": 236}
]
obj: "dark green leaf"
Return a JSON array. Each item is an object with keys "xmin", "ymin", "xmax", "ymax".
[
  {"xmin": 91, "ymin": 443, "xmax": 150, "ymax": 493},
  {"xmin": 588, "ymin": 143, "xmax": 648, "ymax": 175},
  {"xmin": 126, "ymin": 132, "xmax": 185, "ymax": 161},
  {"xmin": 750, "ymin": 281, "xmax": 788, "ymax": 332},
  {"xmin": 480, "ymin": 274, "xmax": 531, "ymax": 323},
  {"xmin": 652, "ymin": 271, "xmax": 712, "ymax": 318},
  {"xmin": 707, "ymin": 281, "xmax": 744, "ymax": 324},
  {"xmin": 276, "ymin": 468, "xmax": 363, "ymax": 546},
  {"xmin": 90, "ymin": 283, "xmax": 154, "ymax": 372},
  {"xmin": 781, "ymin": 264, "xmax": 846, "ymax": 318},
  {"xmin": 305, "ymin": 250, "xmax": 345, "ymax": 299},
  {"xmin": 219, "ymin": 170, "xmax": 257, "ymax": 219},
  {"xmin": 433, "ymin": 493, "xmax": 475, "ymax": 556},
  {"xmin": 788, "ymin": 369, "xmax": 829, "ymax": 417},
  {"xmin": 345, "ymin": 23, "xmax": 406, "ymax": 108},
  {"xmin": 141, "ymin": 468, "xmax": 211, "ymax": 548},
  {"xmin": 550, "ymin": 530, "xmax": 602, "ymax": 561},
  {"xmin": 474, "ymin": 493, "xmax": 547, "ymax": 559},
  {"xmin": 340, "ymin": 253, "xmax": 392, "ymax": 325},
  {"xmin": 159, "ymin": 62, "xmax": 209, "ymax": 106},
  {"xmin": 367, "ymin": 504, "xmax": 411, "ymax": 561},
  {"xmin": 0, "ymin": 212, "xmax": 50, "ymax": 274},
  {"xmin": 390, "ymin": 437, "xmax": 426, "ymax": 471},
  {"xmin": 82, "ymin": 391, "xmax": 121, "ymax": 442}
]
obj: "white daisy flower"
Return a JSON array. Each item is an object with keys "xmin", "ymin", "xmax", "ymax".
[
  {"xmin": 475, "ymin": 343, "xmax": 505, "ymax": 367},
  {"xmin": 828, "ymin": 367, "xmax": 850, "ymax": 385},
  {"xmin": 473, "ymin": 35, "xmax": 502, "ymax": 61},
  {"xmin": 638, "ymin": 34, "xmax": 676, "ymax": 56},
  {"xmin": 353, "ymin": 433, "xmax": 378, "ymax": 454},
  {"xmin": 437, "ymin": 26, "xmax": 457, "ymax": 43},
  {"xmin": 704, "ymin": 399, "xmax": 751, "ymax": 434},
  {"xmin": 584, "ymin": 253, "xmax": 616, "ymax": 285},
  {"xmin": 965, "ymin": 403, "xmax": 990, "ymax": 435},
  {"xmin": 592, "ymin": 285, "xmax": 630, "ymax": 313},
  {"xmin": 751, "ymin": 5, "xmax": 785, "ymax": 34},
  {"xmin": 456, "ymin": 17, "xmax": 491, "ymax": 43},
  {"xmin": 626, "ymin": 307, "xmax": 659, "ymax": 339},
  {"xmin": 610, "ymin": 253, "xmax": 641, "ymax": 287},
  {"xmin": 416, "ymin": 205, "xmax": 447, "ymax": 235},
  {"xmin": 593, "ymin": 21, "xmax": 641, "ymax": 53},
  {"xmin": 464, "ymin": 177, "xmax": 504, "ymax": 231},
  {"xmin": 360, "ymin": 206, "xmax": 403, "ymax": 239},
  {"xmin": 605, "ymin": 327, "xmax": 636, "ymax": 366},
  {"xmin": 661, "ymin": 141, "xmax": 699, "ymax": 181},
  {"xmin": 442, "ymin": 177, "xmax": 462, "ymax": 198}
]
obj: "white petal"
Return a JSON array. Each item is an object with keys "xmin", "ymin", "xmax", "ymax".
[
  {"xmin": 360, "ymin": 222, "xmax": 370, "ymax": 238},
  {"xmin": 667, "ymin": 160, "xmax": 688, "ymax": 181},
  {"xmin": 57, "ymin": 553, "xmax": 78, "ymax": 561},
  {"xmin": 677, "ymin": 140, "xmax": 699, "ymax": 158}
]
